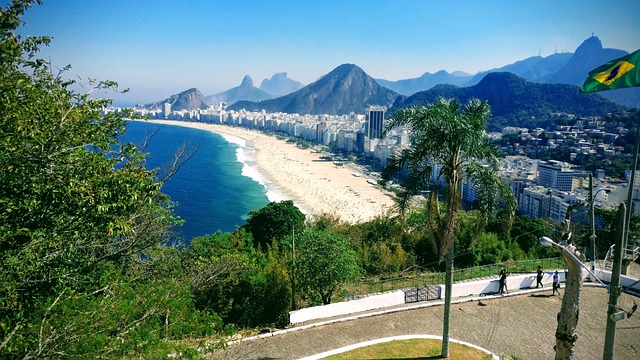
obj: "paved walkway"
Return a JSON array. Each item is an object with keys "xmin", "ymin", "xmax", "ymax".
[{"xmin": 209, "ymin": 286, "xmax": 640, "ymax": 359}]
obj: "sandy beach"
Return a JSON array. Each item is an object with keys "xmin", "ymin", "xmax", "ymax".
[{"xmin": 143, "ymin": 120, "xmax": 397, "ymax": 224}]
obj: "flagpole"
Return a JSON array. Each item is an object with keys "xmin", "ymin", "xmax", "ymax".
[
  {"xmin": 622, "ymin": 111, "xmax": 640, "ymax": 275},
  {"xmin": 580, "ymin": 47, "xmax": 640, "ymax": 360}
]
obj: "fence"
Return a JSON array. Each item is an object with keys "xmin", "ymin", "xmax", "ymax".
[
  {"xmin": 404, "ymin": 285, "xmax": 440, "ymax": 303},
  {"xmin": 346, "ymin": 258, "xmax": 565, "ymax": 298}
]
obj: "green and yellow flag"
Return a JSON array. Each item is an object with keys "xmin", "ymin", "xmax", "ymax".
[{"xmin": 581, "ymin": 48, "xmax": 640, "ymax": 93}]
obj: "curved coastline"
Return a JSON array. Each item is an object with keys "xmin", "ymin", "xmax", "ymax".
[{"xmin": 141, "ymin": 119, "xmax": 397, "ymax": 224}]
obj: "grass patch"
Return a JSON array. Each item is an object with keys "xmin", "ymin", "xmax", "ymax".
[{"xmin": 324, "ymin": 338, "xmax": 493, "ymax": 359}]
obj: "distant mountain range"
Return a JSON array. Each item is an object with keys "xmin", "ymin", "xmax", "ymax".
[
  {"xmin": 375, "ymin": 70, "xmax": 471, "ymax": 96},
  {"xmin": 147, "ymin": 36, "xmax": 636, "ymax": 126},
  {"xmin": 204, "ymin": 75, "xmax": 271, "ymax": 106},
  {"xmin": 228, "ymin": 64, "xmax": 398, "ymax": 115},
  {"xmin": 377, "ymin": 36, "xmax": 639, "ymax": 108},
  {"xmin": 259, "ymin": 72, "xmax": 305, "ymax": 97},
  {"xmin": 391, "ymin": 72, "xmax": 625, "ymax": 130}
]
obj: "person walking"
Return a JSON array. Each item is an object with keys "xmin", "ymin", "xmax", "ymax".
[
  {"xmin": 499, "ymin": 268, "xmax": 508, "ymax": 295},
  {"xmin": 552, "ymin": 270, "xmax": 560, "ymax": 295},
  {"xmin": 536, "ymin": 265, "xmax": 544, "ymax": 288}
]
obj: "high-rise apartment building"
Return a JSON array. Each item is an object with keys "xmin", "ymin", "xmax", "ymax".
[
  {"xmin": 538, "ymin": 161, "xmax": 573, "ymax": 192},
  {"xmin": 366, "ymin": 106, "xmax": 386, "ymax": 140},
  {"xmin": 163, "ymin": 103, "xmax": 171, "ymax": 119}
]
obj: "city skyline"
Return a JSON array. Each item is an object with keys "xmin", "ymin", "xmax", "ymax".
[{"xmin": 14, "ymin": 0, "xmax": 640, "ymax": 105}]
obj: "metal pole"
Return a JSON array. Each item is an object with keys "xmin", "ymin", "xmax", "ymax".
[
  {"xmin": 590, "ymin": 174, "xmax": 597, "ymax": 279},
  {"xmin": 603, "ymin": 203, "xmax": 626, "ymax": 360},
  {"xmin": 622, "ymin": 115, "xmax": 640, "ymax": 275},
  {"xmin": 291, "ymin": 228, "xmax": 296, "ymax": 310}
]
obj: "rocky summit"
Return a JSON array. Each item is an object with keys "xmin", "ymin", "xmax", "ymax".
[
  {"xmin": 229, "ymin": 64, "xmax": 399, "ymax": 115},
  {"xmin": 144, "ymin": 88, "xmax": 208, "ymax": 111}
]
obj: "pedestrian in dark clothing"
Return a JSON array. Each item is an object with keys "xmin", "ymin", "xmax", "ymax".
[
  {"xmin": 499, "ymin": 268, "xmax": 508, "ymax": 295},
  {"xmin": 536, "ymin": 265, "xmax": 544, "ymax": 288},
  {"xmin": 552, "ymin": 270, "xmax": 560, "ymax": 295}
]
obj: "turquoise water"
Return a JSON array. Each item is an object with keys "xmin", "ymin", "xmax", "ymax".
[{"xmin": 121, "ymin": 121, "xmax": 271, "ymax": 243}]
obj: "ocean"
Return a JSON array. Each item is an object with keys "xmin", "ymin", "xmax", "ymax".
[{"xmin": 121, "ymin": 120, "xmax": 273, "ymax": 243}]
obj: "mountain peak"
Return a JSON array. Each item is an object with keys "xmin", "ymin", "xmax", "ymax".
[
  {"xmin": 205, "ymin": 75, "xmax": 271, "ymax": 105},
  {"xmin": 574, "ymin": 35, "xmax": 603, "ymax": 55},
  {"xmin": 230, "ymin": 63, "xmax": 399, "ymax": 115},
  {"xmin": 260, "ymin": 72, "xmax": 305, "ymax": 97},
  {"xmin": 240, "ymin": 75, "xmax": 254, "ymax": 88},
  {"xmin": 550, "ymin": 35, "xmax": 628, "ymax": 86},
  {"xmin": 143, "ymin": 88, "xmax": 208, "ymax": 111},
  {"xmin": 334, "ymin": 63, "xmax": 363, "ymax": 73},
  {"xmin": 478, "ymin": 72, "xmax": 527, "ymax": 86}
]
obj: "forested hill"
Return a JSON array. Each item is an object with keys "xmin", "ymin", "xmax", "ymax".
[{"xmin": 390, "ymin": 72, "xmax": 626, "ymax": 130}]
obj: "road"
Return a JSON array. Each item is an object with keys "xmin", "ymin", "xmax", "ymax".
[{"xmin": 210, "ymin": 286, "xmax": 640, "ymax": 359}]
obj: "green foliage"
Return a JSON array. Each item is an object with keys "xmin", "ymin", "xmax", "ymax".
[
  {"xmin": 359, "ymin": 241, "xmax": 411, "ymax": 275},
  {"xmin": 31, "ymin": 267, "xmax": 224, "ymax": 358},
  {"xmin": 585, "ymin": 207, "xmax": 640, "ymax": 255},
  {"xmin": 182, "ymin": 230, "xmax": 291, "ymax": 327},
  {"xmin": 0, "ymin": 2, "xmax": 223, "ymax": 357},
  {"xmin": 295, "ymin": 230, "xmax": 362, "ymax": 304},
  {"xmin": 383, "ymin": 98, "xmax": 514, "ymax": 258},
  {"xmin": 509, "ymin": 216, "xmax": 555, "ymax": 258},
  {"xmin": 383, "ymin": 97, "xmax": 516, "ymax": 357},
  {"xmin": 471, "ymin": 233, "xmax": 511, "ymax": 265},
  {"xmin": 242, "ymin": 200, "xmax": 306, "ymax": 249}
]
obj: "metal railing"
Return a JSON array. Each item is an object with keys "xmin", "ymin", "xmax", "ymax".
[{"xmin": 346, "ymin": 258, "xmax": 565, "ymax": 298}]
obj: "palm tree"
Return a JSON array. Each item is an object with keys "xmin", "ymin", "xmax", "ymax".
[{"xmin": 382, "ymin": 97, "xmax": 515, "ymax": 358}]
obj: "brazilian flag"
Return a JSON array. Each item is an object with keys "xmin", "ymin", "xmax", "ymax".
[{"xmin": 581, "ymin": 48, "xmax": 640, "ymax": 93}]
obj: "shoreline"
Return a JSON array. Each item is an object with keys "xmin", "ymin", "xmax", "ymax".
[{"xmin": 138, "ymin": 119, "xmax": 397, "ymax": 224}]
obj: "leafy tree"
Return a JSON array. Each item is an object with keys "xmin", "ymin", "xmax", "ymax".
[
  {"xmin": 295, "ymin": 230, "xmax": 361, "ymax": 305},
  {"xmin": 242, "ymin": 200, "xmax": 306, "ymax": 249},
  {"xmin": 382, "ymin": 98, "xmax": 515, "ymax": 358},
  {"xmin": 0, "ymin": 2, "xmax": 212, "ymax": 357},
  {"xmin": 471, "ymin": 232, "xmax": 511, "ymax": 265},
  {"xmin": 334, "ymin": 215, "xmax": 414, "ymax": 276},
  {"xmin": 183, "ymin": 230, "xmax": 291, "ymax": 327},
  {"xmin": 589, "ymin": 207, "xmax": 640, "ymax": 255},
  {"xmin": 509, "ymin": 216, "xmax": 554, "ymax": 258},
  {"xmin": 31, "ymin": 247, "xmax": 227, "ymax": 358}
]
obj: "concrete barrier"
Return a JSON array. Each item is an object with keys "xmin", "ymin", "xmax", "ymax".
[
  {"xmin": 595, "ymin": 268, "xmax": 640, "ymax": 293},
  {"xmin": 289, "ymin": 290, "xmax": 405, "ymax": 324},
  {"xmin": 288, "ymin": 267, "xmax": 638, "ymax": 324},
  {"xmin": 444, "ymin": 271, "xmax": 566, "ymax": 298}
]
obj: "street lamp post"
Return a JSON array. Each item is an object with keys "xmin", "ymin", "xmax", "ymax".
[
  {"xmin": 588, "ymin": 173, "xmax": 611, "ymax": 281},
  {"xmin": 603, "ymin": 203, "xmax": 626, "ymax": 360},
  {"xmin": 539, "ymin": 235, "xmax": 584, "ymax": 360}
]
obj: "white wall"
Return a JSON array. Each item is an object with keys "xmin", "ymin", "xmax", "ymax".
[
  {"xmin": 288, "ymin": 268, "xmax": 638, "ymax": 325},
  {"xmin": 595, "ymin": 269, "xmax": 640, "ymax": 293},
  {"xmin": 444, "ymin": 271, "xmax": 565, "ymax": 298},
  {"xmin": 289, "ymin": 290, "xmax": 405, "ymax": 324}
]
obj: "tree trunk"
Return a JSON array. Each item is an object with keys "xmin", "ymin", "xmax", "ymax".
[
  {"xmin": 441, "ymin": 163, "xmax": 460, "ymax": 359},
  {"xmin": 554, "ymin": 251, "xmax": 583, "ymax": 360},
  {"xmin": 441, "ymin": 240, "xmax": 454, "ymax": 358}
]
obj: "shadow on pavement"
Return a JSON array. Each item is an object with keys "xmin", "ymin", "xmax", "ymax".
[{"xmin": 530, "ymin": 293, "xmax": 554, "ymax": 298}]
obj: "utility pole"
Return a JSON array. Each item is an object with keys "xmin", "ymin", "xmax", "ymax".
[
  {"xmin": 291, "ymin": 228, "xmax": 297, "ymax": 311},
  {"xmin": 589, "ymin": 174, "xmax": 597, "ymax": 279},
  {"xmin": 603, "ymin": 203, "xmax": 626, "ymax": 360}
]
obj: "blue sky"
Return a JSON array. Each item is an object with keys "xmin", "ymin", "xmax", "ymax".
[{"xmin": 13, "ymin": 0, "xmax": 640, "ymax": 105}]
